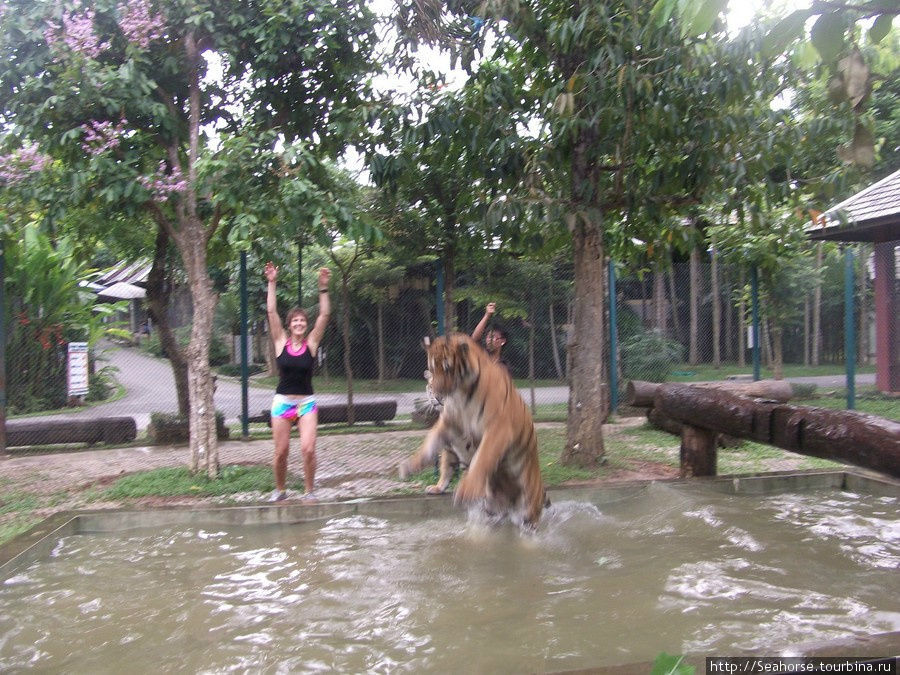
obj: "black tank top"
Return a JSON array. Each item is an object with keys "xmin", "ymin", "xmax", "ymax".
[{"xmin": 276, "ymin": 342, "xmax": 314, "ymax": 395}]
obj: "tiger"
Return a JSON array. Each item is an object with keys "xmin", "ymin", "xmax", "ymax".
[{"xmin": 397, "ymin": 332, "xmax": 548, "ymax": 528}]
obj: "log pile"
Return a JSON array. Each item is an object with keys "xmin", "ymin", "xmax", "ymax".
[{"xmin": 625, "ymin": 380, "xmax": 900, "ymax": 479}]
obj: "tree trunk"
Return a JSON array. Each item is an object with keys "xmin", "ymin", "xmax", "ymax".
[
  {"xmin": 145, "ymin": 226, "xmax": 189, "ymax": 416},
  {"xmin": 812, "ymin": 241, "xmax": 823, "ymax": 366},
  {"xmin": 442, "ymin": 247, "xmax": 457, "ymax": 333},
  {"xmin": 804, "ymin": 295, "xmax": 811, "ymax": 366},
  {"xmin": 548, "ymin": 285, "xmax": 564, "ymax": 380},
  {"xmin": 762, "ymin": 319, "xmax": 774, "ymax": 369},
  {"xmin": 689, "ymin": 241, "xmax": 700, "ymax": 365},
  {"xmin": 710, "ymin": 244, "xmax": 721, "ymax": 368},
  {"xmin": 528, "ymin": 300, "xmax": 536, "ymax": 414},
  {"xmin": 562, "ymin": 217, "xmax": 607, "ymax": 467},
  {"xmin": 376, "ymin": 301, "xmax": 385, "ymax": 385},
  {"xmin": 667, "ymin": 263, "xmax": 684, "ymax": 344},
  {"xmin": 724, "ymin": 268, "xmax": 734, "ymax": 362},
  {"xmin": 771, "ymin": 325, "xmax": 784, "ymax": 380},
  {"xmin": 179, "ymin": 233, "xmax": 219, "ymax": 478},
  {"xmin": 653, "ymin": 260, "xmax": 667, "ymax": 336},
  {"xmin": 738, "ymin": 268, "xmax": 746, "ymax": 367},
  {"xmin": 341, "ymin": 277, "xmax": 354, "ymax": 425}
]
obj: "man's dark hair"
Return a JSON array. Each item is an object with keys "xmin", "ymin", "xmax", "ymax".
[{"xmin": 487, "ymin": 325, "xmax": 507, "ymax": 341}]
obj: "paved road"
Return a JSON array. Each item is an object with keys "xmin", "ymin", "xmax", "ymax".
[{"xmin": 21, "ymin": 343, "xmax": 874, "ymax": 430}]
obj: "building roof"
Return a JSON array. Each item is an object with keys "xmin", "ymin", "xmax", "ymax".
[
  {"xmin": 95, "ymin": 259, "xmax": 152, "ymax": 287},
  {"xmin": 809, "ymin": 168, "xmax": 900, "ymax": 243}
]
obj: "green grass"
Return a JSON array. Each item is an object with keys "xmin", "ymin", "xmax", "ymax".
[
  {"xmin": 806, "ymin": 391, "xmax": 899, "ymax": 420},
  {"xmin": 0, "ymin": 491, "xmax": 39, "ymax": 516},
  {"xmin": 0, "ymin": 516, "xmax": 42, "ymax": 547},
  {"xmin": 0, "ymin": 488, "xmax": 45, "ymax": 548},
  {"xmin": 102, "ymin": 464, "xmax": 296, "ymax": 499},
  {"xmin": 667, "ymin": 362, "xmax": 875, "ymax": 382}
]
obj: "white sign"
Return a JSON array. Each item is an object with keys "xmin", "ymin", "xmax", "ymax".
[
  {"xmin": 67, "ymin": 342, "xmax": 89, "ymax": 397},
  {"xmin": 746, "ymin": 326, "xmax": 756, "ymax": 349}
]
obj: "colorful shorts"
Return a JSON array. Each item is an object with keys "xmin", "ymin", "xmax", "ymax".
[{"xmin": 271, "ymin": 394, "xmax": 317, "ymax": 421}]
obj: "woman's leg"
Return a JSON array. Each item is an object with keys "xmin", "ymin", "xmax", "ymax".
[
  {"xmin": 299, "ymin": 409, "xmax": 318, "ymax": 494},
  {"xmin": 271, "ymin": 415, "xmax": 293, "ymax": 492}
]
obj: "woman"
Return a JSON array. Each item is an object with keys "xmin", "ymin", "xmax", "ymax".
[{"xmin": 265, "ymin": 261, "xmax": 331, "ymax": 502}]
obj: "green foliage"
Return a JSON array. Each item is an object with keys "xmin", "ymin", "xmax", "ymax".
[
  {"xmin": 85, "ymin": 362, "xmax": 119, "ymax": 402},
  {"xmin": 621, "ymin": 332, "xmax": 685, "ymax": 383},
  {"xmin": 3, "ymin": 225, "xmax": 127, "ymax": 413}
]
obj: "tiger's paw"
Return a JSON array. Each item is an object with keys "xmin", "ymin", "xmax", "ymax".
[{"xmin": 425, "ymin": 484, "xmax": 447, "ymax": 495}]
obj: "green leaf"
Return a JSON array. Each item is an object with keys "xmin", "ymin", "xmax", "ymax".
[
  {"xmin": 685, "ymin": 0, "xmax": 727, "ymax": 37},
  {"xmin": 810, "ymin": 12, "xmax": 847, "ymax": 63},
  {"xmin": 651, "ymin": 652, "xmax": 695, "ymax": 675},
  {"xmin": 868, "ymin": 14, "xmax": 893, "ymax": 44},
  {"xmin": 763, "ymin": 10, "xmax": 813, "ymax": 59},
  {"xmin": 650, "ymin": 0, "xmax": 677, "ymax": 28}
]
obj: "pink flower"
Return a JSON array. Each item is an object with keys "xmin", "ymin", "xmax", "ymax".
[
  {"xmin": 45, "ymin": 6, "xmax": 110, "ymax": 59},
  {"xmin": 80, "ymin": 117, "xmax": 128, "ymax": 156},
  {"xmin": 0, "ymin": 143, "xmax": 51, "ymax": 185},
  {"xmin": 138, "ymin": 161, "xmax": 188, "ymax": 201},
  {"xmin": 118, "ymin": 0, "xmax": 166, "ymax": 48}
]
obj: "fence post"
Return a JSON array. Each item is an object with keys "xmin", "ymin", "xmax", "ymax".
[
  {"xmin": 608, "ymin": 259, "xmax": 618, "ymax": 415},
  {"xmin": 240, "ymin": 251, "xmax": 250, "ymax": 438},
  {"xmin": 751, "ymin": 265, "xmax": 761, "ymax": 381},
  {"xmin": 435, "ymin": 261, "xmax": 445, "ymax": 336},
  {"xmin": 844, "ymin": 247, "xmax": 856, "ymax": 410}
]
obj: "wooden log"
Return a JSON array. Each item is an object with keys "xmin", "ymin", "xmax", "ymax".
[
  {"xmin": 625, "ymin": 380, "xmax": 663, "ymax": 407},
  {"xmin": 6, "ymin": 417, "xmax": 136, "ymax": 447},
  {"xmin": 655, "ymin": 383, "xmax": 757, "ymax": 438},
  {"xmin": 648, "ymin": 407, "xmax": 743, "ymax": 448},
  {"xmin": 252, "ymin": 400, "xmax": 398, "ymax": 427},
  {"xmin": 647, "ymin": 407, "xmax": 683, "ymax": 435},
  {"xmin": 770, "ymin": 405, "xmax": 900, "ymax": 477},
  {"xmin": 680, "ymin": 423, "xmax": 717, "ymax": 477},
  {"xmin": 625, "ymin": 379, "xmax": 793, "ymax": 407},
  {"xmin": 318, "ymin": 401, "xmax": 397, "ymax": 425}
]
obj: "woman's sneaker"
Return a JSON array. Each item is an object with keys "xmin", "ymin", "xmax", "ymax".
[{"xmin": 268, "ymin": 489, "xmax": 287, "ymax": 502}]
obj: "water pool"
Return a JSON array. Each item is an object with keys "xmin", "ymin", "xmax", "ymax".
[{"xmin": 1, "ymin": 475, "xmax": 897, "ymax": 672}]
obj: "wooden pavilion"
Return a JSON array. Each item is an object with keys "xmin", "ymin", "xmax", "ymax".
[{"xmin": 809, "ymin": 168, "xmax": 900, "ymax": 393}]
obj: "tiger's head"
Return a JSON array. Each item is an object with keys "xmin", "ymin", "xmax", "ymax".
[{"xmin": 426, "ymin": 333, "xmax": 482, "ymax": 397}]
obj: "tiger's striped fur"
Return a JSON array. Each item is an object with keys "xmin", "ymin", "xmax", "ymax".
[{"xmin": 398, "ymin": 333, "xmax": 547, "ymax": 527}]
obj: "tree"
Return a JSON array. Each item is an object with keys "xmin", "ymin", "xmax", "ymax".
[
  {"xmin": 368, "ymin": 65, "xmax": 530, "ymax": 332},
  {"xmin": 0, "ymin": 0, "xmax": 378, "ymax": 475},
  {"xmin": 396, "ymin": 0, "xmax": 790, "ymax": 466}
]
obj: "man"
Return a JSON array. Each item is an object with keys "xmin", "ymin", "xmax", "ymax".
[{"xmin": 471, "ymin": 302, "xmax": 508, "ymax": 369}]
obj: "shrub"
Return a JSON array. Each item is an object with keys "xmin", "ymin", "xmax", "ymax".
[
  {"xmin": 620, "ymin": 331, "xmax": 685, "ymax": 383},
  {"xmin": 147, "ymin": 411, "xmax": 229, "ymax": 444}
]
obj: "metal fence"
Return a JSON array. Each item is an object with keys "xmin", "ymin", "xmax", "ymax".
[{"xmin": 2, "ymin": 242, "xmax": 896, "ymax": 452}]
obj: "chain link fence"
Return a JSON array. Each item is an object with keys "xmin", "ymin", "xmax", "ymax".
[{"xmin": 2, "ymin": 242, "xmax": 896, "ymax": 453}]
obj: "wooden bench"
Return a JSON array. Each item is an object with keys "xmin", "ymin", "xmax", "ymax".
[
  {"xmin": 5, "ymin": 416, "xmax": 137, "ymax": 448},
  {"xmin": 250, "ymin": 400, "xmax": 398, "ymax": 426}
]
